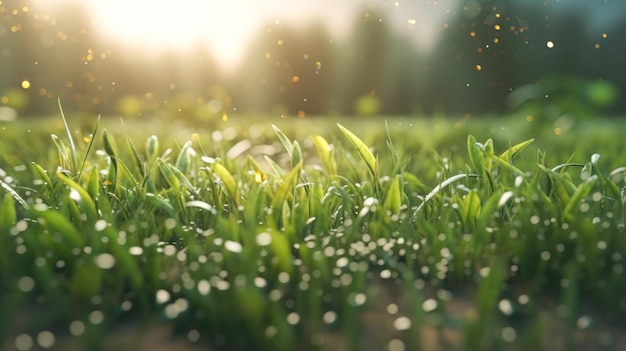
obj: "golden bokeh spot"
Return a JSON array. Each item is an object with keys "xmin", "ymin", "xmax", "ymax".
[
  {"xmin": 493, "ymin": 37, "xmax": 499, "ymax": 44},
  {"xmin": 10, "ymin": 25, "xmax": 19, "ymax": 33},
  {"xmin": 526, "ymin": 115, "xmax": 533, "ymax": 122},
  {"xmin": 144, "ymin": 92, "xmax": 153, "ymax": 100},
  {"xmin": 291, "ymin": 75, "xmax": 300, "ymax": 83},
  {"xmin": 469, "ymin": 31, "xmax": 476, "ymax": 37},
  {"xmin": 554, "ymin": 127, "xmax": 561, "ymax": 135},
  {"xmin": 495, "ymin": 13, "xmax": 501, "ymax": 18},
  {"xmin": 222, "ymin": 111, "xmax": 228, "ymax": 121},
  {"xmin": 546, "ymin": 41, "xmax": 554, "ymax": 49},
  {"xmin": 1, "ymin": 96, "xmax": 9, "ymax": 104},
  {"xmin": 510, "ymin": 25, "xmax": 516, "ymax": 31},
  {"xmin": 602, "ymin": 33, "xmax": 608, "ymax": 38},
  {"xmin": 494, "ymin": 24, "xmax": 501, "ymax": 31},
  {"xmin": 265, "ymin": 52, "xmax": 271, "ymax": 59},
  {"xmin": 477, "ymin": 47, "xmax": 483, "ymax": 53},
  {"xmin": 38, "ymin": 88, "xmax": 47, "ymax": 95},
  {"xmin": 277, "ymin": 39, "xmax": 283, "ymax": 46},
  {"xmin": 594, "ymin": 43, "xmax": 600, "ymax": 49},
  {"xmin": 103, "ymin": 180, "xmax": 113, "ymax": 186},
  {"xmin": 83, "ymin": 135, "xmax": 92, "ymax": 143},
  {"xmin": 21, "ymin": 80, "xmax": 31, "ymax": 89},
  {"xmin": 191, "ymin": 133, "xmax": 200, "ymax": 143},
  {"xmin": 92, "ymin": 97, "xmax": 100, "ymax": 104},
  {"xmin": 475, "ymin": 64, "xmax": 482, "ymax": 71},
  {"xmin": 315, "ymin": 61, "xmax": 322, "ymax": 70},
  {"xmin": 21, "ymin": 6, "xmax": 29, "ymax": 13},
  {"xmin": 297, "ymin": 110, "xmax": 305, "ymax": 118}
]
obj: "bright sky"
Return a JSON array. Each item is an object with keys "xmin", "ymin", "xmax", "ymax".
[{"xmin": 39, "ymin": 0, "xmax": 454, "ymax": 70}]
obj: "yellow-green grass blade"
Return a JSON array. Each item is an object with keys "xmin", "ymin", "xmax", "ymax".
[{"xmin": 337, "ymin": 123, "xmax": 377, "ymax": 179}]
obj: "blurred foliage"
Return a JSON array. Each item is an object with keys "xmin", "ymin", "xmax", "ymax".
[
  {"xmin": 0, "ymin": 0, "xmax": 623, "ymax": 118},
  {"xmin": 507, "ymin": 76, "xmax": 619, "ymax": 127}
]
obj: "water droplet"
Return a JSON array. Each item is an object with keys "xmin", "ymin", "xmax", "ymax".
[
  {"xmin": 36, "ymin": 331, "xmax": 55, "ymax": 348},
  {"xmin": 498, "ymin": 299, "xmax": 513, "ymax": 316},
  {"xmin": 422, "ymin": 298, "xmax": 437, "ymax": 312},
  {"xmin": 393, "ymin": 316, "xmax": 412, "ymax": 331},
  {"xmin": 94, "ymin": 219, "xmax": 107, "ymax": 231},
  {"xmin": 501, "ymin": 327, "xmax": 516, "ymax": 342},
  {"xmin": 94, "ymin": 253, "xmax": 115, "ymax": 269},
  {"xmin": 256, "ymin": 232, "xmax": 272, "ymax": 246},
  {"xmin": 129, "ymin": 246, "xmax": 143, "ymax": 256},
  {"xmin": 14, "ymin": 334, "xmax": 33, "ymax": 351},
  {"xmin": 156, "ymin": 289, "xmax": 171, "ymax": 304}
]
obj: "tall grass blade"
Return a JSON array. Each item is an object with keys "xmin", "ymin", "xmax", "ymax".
[
  {"xmin": 0, "ymin": 193, "xmax": 17, "ymax": 230},
  {"xmin": 57, "ymin": 98, "xmax": 78, "ymax": 173},
  {"xmin": 56, "ymin": 171, "xmax": 97, "ymax": 221},
  {"xmin": 467, "ymin": 134, "xmax": 485, "ymax": 176},
  {"xmin": 77, "ymin": 115, "xmax": 100, "ymax": 181},
  {"xmin": 102, "ymin": 129, "xmax": 118, "ymax": 188},
  {"xmin": 0, "ymin": 178, "xmax": 29, "ymax": 210},
  {"xmin": 291, "ymin": 140, "xmax": 302, "ymax": 169},
  {"xmin": 500, "ymin": 138, "xmax": 534, "ymax": 162},
  {"xmin": 125, "ymin": 127, "xmax": 145, "ymax": 178},
  {"xmin": 213, "ymin": 162, "xmax": 238, "ymax": 201},
  {"xmin": 272, "ymin": 124, "xmax": 293, "ymax": 157},
  {"xmin": 311, "ymin": 135, "xmax": 336, "ymax": 176},
  {"xmin": 30, "ymin": 206, "xmax": 84, "ymax": 247},
  {"xmin": 272, "ymin": 161, "xmax": 302, "ymax": 212},
  {"xmin": 337, "ymin": 123, "xmax": 377, "ymax": 179},
  {"xmin": 416, "ymin": 173, "xmax": 477, "ymax": 212}
]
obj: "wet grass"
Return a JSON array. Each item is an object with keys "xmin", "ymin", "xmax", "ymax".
[{"xmin": 1, "ymin": 113, "xmax": 625, "ymax": 351}]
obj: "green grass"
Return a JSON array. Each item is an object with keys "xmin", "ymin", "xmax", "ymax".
[{"xmin": 1, "ymin": 114, "xmax": 625, "ymax": 351}]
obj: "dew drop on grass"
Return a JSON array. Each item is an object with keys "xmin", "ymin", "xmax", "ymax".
[
  {"xmin": 36, "ymin": 331, "xmax": 55, "ymax": 349},
  {"xmin": 387, "ymin": 339, "xmax": 405, "ymax": 351},
  {"xmin": 577, "ymin": 315, "xmax": 592, "ymax": 329},
  {"xmin": 69, "ymin": 188, "xmax": 81, "ymax": 202},
  {"xmin": 88, "ymin": 310, "xmax": 104, "ymax": 325},
  {"xmin": 323, "ymin": 311, "xmax": 337, "ymax": 324},
  {"xmin": 156, "ymin": 289, "xmax": 171, "ymax": 304},
  {"xmin": 69, "ymin": 321, "xmax": 85, "ymax": 336},
  {"xmin": 197, "ymin": 280, "xmax": 211, "ymax": 295},
  {"xmin": 14, "ymin": 334, "xmax": 33, "ymax": 351},
  {"xmin": 501, "ymin": 327, "xmax": 516, "ymax": 342},
  {"xmin": 393, "ymin": 316, "xmax": 412, "ymax": 331},
  {"xmin": 17, "ymin": 276, "xmax": 35, "ymax": 292},
  {"xmin": 287, "ymin": 312, "xmax": 300, "ymax": 325},
  {"xmin": 256, "ymin": 232, "xmax": 272, "ymax": 246},
  {"xmin": 224, "ymin": 240, "xmax": 242, "ymax": 253},
  {"xmin": 94, "ymin": 253, "xmax": 115, "ymax": 269},
  {"xmin": 94, "ymin": 219, "xmax": 107, "ymax": 231},
  {"xmin": 423, "ymin": 298, "xmax": 438, "ymax": 312},
  {"xmin": 128, "ymin": 246, "xmax": 143, "ymax": 256},
  {"xmin": 498, "ymin": 299, "xmax": 513, "ymax": 316}
]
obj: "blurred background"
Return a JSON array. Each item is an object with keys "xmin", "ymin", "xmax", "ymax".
[{"xmin": 0, "ymin": 0, "xmax": 624, "ymax": 123}]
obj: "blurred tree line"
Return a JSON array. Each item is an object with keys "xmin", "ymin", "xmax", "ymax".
[{"xmin": 0, "ymin": 0, "xmax": 623, "ymax": 121}]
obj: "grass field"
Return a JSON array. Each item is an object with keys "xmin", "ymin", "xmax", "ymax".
[{"xmin": 1, "ymin": 113, "xmax": 625, "ymax": 351}]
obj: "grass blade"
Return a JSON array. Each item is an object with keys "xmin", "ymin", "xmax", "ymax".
[
  {"xmin": 467, "ymin": 134, "xmax": 485, "ymax": 177},
  {"xmin": 416, "ymin": 173, "xmax": 478, "ymax": 212},
  {"xmin": 500, "ymin": 138, "xmax": 534, "ymax": 162},
  {"xmin": 57, "ymin": 98, "xmax": 78, "ymax": 173},
  {"xmin": 273, "ymin": 124, "xmax": 293, "ymax": 157},
  {"xmin": 0, "ymin": 178, "xmax": 29, "ymax": 210},
  {"xmin": 337, "ymin": 123, "xmax": 377, "ymax": 179}
]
